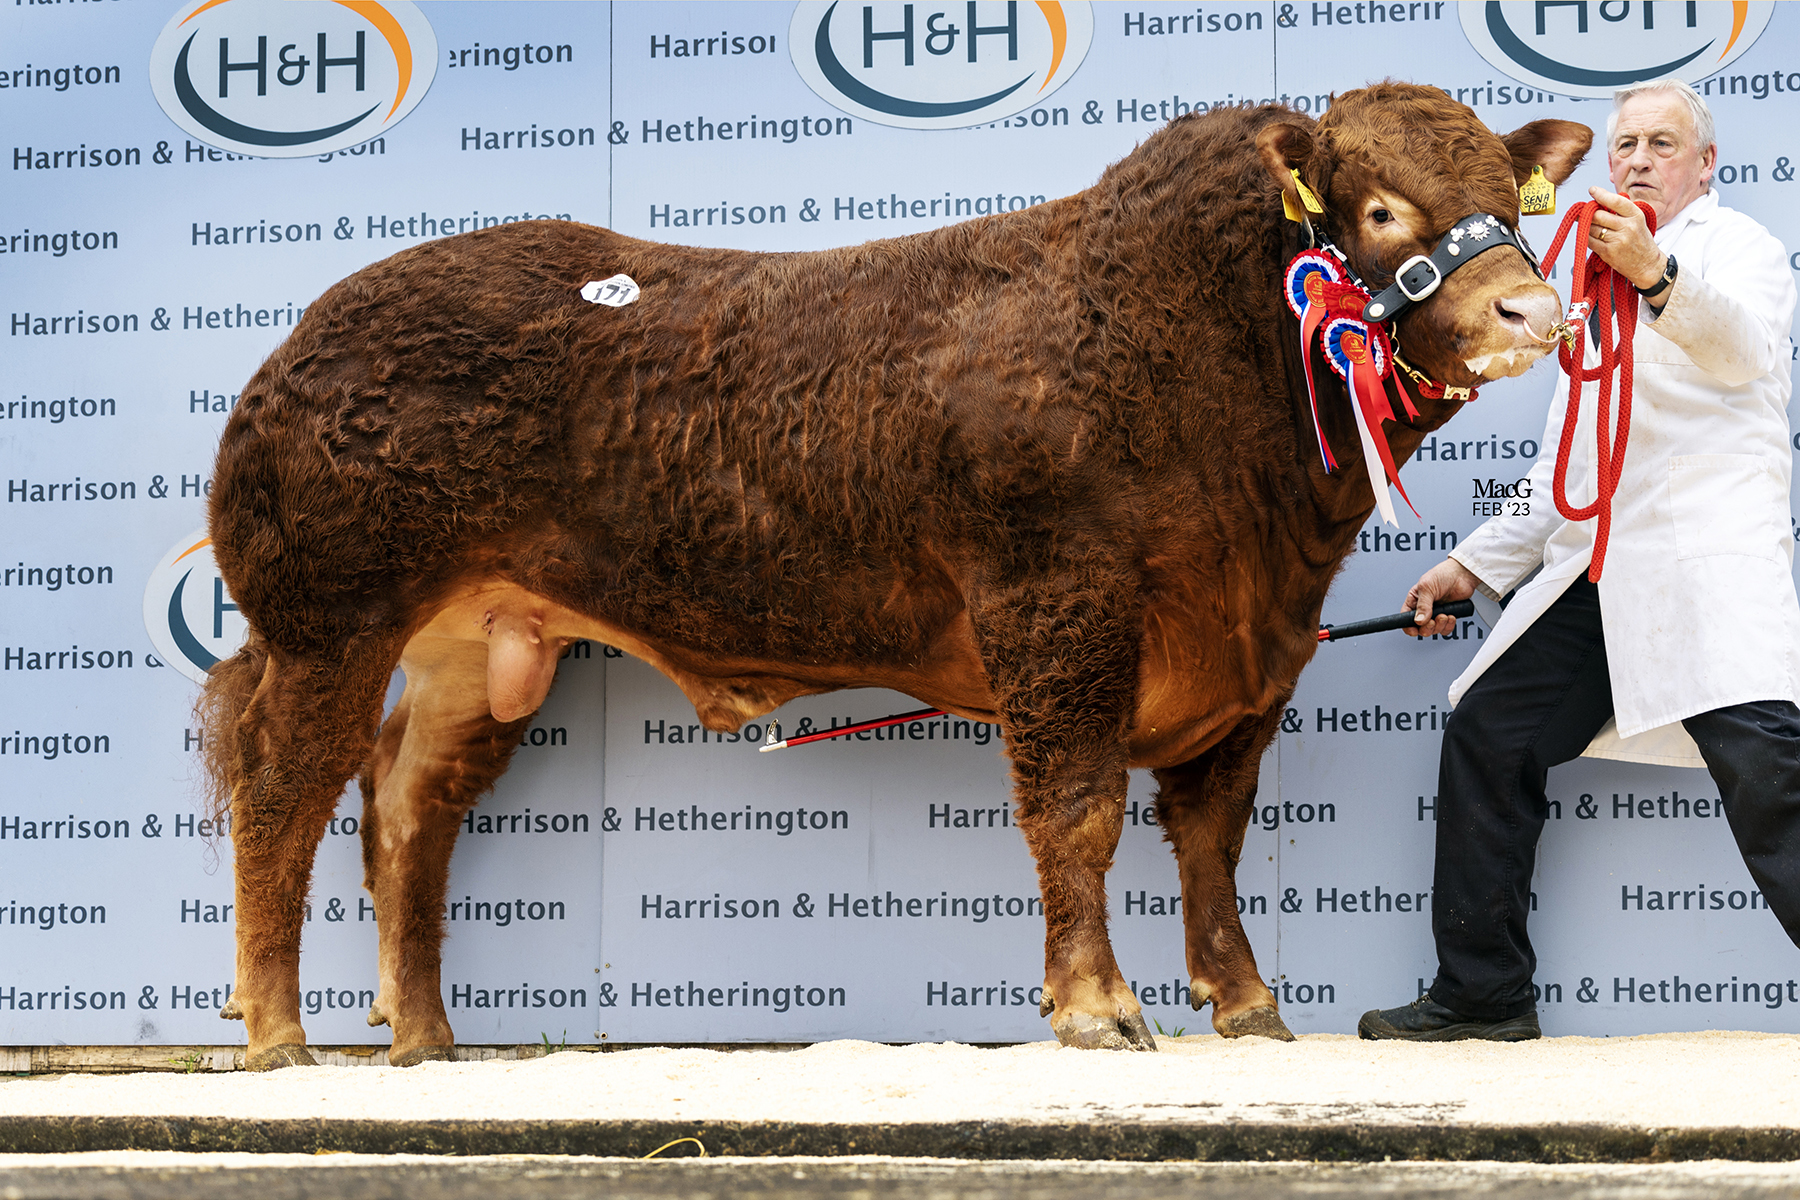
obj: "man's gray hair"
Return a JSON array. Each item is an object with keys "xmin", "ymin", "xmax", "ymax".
[{"xmin": 1607, "ymin": 78, "xmax": 1715, "ymax": 151}]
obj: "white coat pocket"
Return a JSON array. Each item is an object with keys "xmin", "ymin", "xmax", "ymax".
[{"xmin": 1668, "ymin": 454, "xmax": 1784, "ymax": 560}]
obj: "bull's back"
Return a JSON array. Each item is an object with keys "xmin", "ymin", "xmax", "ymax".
[{"xmin": 209, "ymin": 214, "xmax": 1082, "ymax": 663}]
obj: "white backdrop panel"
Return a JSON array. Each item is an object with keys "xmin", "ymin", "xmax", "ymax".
[{"xmin": 4, "ymin": 0, "xmax": 1800, "ymax": 1047}]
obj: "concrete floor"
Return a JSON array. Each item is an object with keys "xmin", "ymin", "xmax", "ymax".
[{"xmin": 3, "ymin": 1156, "xmax": 1800, "ymax": 1200}]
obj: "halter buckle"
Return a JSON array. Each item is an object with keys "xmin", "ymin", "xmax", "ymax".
[{"xmin": 1394, "ymin": 254, "xmax": 1443, "ymax": 303}]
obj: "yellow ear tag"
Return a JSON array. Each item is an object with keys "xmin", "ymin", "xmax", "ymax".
[
  {"xmin": 1291, "ymin": 169, "xmax": 1325, "ymax": 214},
  {"xmin": 1282, "ymin": 189, "xmax": 1305, "ymax": 223},
  {"xmin": 1519, "ymin": 165, "xmax": 1556, "ymax": 216}
]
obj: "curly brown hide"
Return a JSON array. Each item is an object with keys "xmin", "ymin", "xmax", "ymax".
[{"xmin": 198, "ymin": 83, "xmax": 1589, "ymax": 1066}]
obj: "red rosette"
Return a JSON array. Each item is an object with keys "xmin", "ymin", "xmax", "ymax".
[{"xmin": 1319, "ymin": 279, "xmax": 1375, "ymax": 321}]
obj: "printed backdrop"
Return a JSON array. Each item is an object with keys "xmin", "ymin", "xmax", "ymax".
[{"xmin": 5, "ymin": 1, "xmax": 1800, "ymax": 1048}]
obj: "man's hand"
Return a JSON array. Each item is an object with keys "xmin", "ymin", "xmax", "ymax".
[
  {"xmin": 1405, "ymin": 558, "xmax": 1481, "ymax": 638},
  {"xmin": 1586, "ymin": 186, "xmax": 1670, "ymax": 303}
]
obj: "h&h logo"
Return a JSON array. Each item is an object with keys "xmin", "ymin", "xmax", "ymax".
[
  {"xmin": 1461, "ymin": 1, "xmax": 1774, "ymax": 100},
  {"xmin": 142, "ymin": 530, "xmax": 247, "ymax": 685},
  {"xmin": 789, "ymin": 1, "xmax": 1092, "ymax": 130},
  {"xmin": 149, "ymin": 0, "xmax": 437, "ymax": 158}
]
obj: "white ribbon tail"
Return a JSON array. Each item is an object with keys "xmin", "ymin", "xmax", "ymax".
[{"xmin": 1347, "ymin": 370, "xmax": 1399, "ymax": 527}]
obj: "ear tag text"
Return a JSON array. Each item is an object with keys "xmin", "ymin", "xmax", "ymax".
[
  {"xmin": 1519, "ymin": 165, "xmax": 1556, "ymax": 217},
  {"xmin": 1291, "ymin": 169, "xmax": 1324, "ymax": 214}
]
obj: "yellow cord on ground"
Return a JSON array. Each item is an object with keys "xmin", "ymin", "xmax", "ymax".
[{"xmin": 642, "ymin": 1136, "xmax": 707, "ymax": 1159}]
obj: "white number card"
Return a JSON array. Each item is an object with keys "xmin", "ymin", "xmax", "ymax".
[{"xmin": 581, "ymin": 274, "xmax": 640, "ymax": 307}]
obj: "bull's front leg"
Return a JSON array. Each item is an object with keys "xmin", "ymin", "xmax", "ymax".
[
  {"xmin": 1153, "ymin": 706, "xmax": 1293, "ymax": 1041},
  {"xmin": 975, "ymin": 572, "xmax": 1153, "ymax": 1051}
]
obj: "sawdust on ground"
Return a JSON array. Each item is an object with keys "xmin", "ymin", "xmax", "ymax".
[{"xmin": 1, "ymin": 1031, "xmax": 1795, "ymax": 1128}]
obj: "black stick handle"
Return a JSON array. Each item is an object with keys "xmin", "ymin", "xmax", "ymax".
[{"xmin": 1320, "ymin": 598, "xmax": 1475, "ymax": 641}]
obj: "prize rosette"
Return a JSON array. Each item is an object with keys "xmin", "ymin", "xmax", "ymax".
[
  {"xmin": 1319, "ymin": 317, "xmax": 1414, "ymax": 525},
  {"xmin": 1285, "ymin": 250, "xmax": 1348, "ymax": 472},
  {"xmin": 1284, "ymin": 251, "xmax": 1343, "ymax": 320},
  {"xmin": 1284, "ymin": 248, "xmax": 1417, "ymax": 523},
  {"xmin": 1320, "ymin": 316, "xmax": 1389, "ymax": 384}
]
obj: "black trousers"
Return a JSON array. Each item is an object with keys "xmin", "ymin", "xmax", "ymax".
[{"xmin": 1429, "ymin": 576, "xmax": 1800, "ymax": 1021}]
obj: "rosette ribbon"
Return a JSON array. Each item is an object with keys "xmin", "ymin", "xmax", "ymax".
[
  {"xmin": 1284, "ymin": 251, "xmax": 1343, "ymax": 472},
  {"xmin": 1285, "ymin": 250, "xmax": 1418, "ymax": 526},
  {"xmin": 1322, "ymin": 316, "xmax": 1417, "ymax": 526}
]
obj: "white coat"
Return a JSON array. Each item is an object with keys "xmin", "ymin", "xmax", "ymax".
[{"xmin": 1447, "ymin": 190, "xmax": 1800, "ymax": 767}]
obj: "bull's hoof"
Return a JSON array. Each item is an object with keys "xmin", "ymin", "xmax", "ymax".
[
  {"xmin": 1052, "ymin": 1010, "xmax": 1158, "ymax": 1051},
  {"xmin": 219, "ymin": 996, "xmax": 243, "ymax": 1020},
  {"xmin": 366, "ymin": 1004, "xmax": 389, "ymax": 1028},
  {"xmin": 390, "ymin": 1045, "xmax": 456, "ymax": 1068},
  {"xmin": 245, "ymin": 1044, "xmax": 317, "ymax": 1071},
  {"xmin": 1217, "ymin": 1005, "xmax": 1296, "ymax": 1042}
]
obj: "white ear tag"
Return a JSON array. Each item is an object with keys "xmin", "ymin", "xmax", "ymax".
[{"xmin": 581, "ymin": 274, "xmax": 640, "ymax": 307}]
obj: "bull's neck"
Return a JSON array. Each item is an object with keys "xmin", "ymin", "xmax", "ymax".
[
  {"xmin": 1302, "ymin": 369, "xmax": 1466, "ymax": 555},
  {"xmin": 1257, "ymin": 226, "xmax": 1469, "ymax": 577},
  {"xmin": 1078, "ymin": 134, "xmax": 1464, "ymax": 579}
]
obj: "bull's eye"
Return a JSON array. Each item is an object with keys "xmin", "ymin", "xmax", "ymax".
[{"xmin": 1370, "ymin": 208, "xmax": 1394, "ymax": 225}]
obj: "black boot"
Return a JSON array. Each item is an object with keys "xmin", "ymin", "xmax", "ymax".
[{"xmin": 1358, "ymin": 995, "xmax": 1540, "ymax": 1042}]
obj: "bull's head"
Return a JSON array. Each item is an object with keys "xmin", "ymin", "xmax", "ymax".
[{"xmin": 1257, "ymin": 83, "xmax": 1592, "ymax": 392}]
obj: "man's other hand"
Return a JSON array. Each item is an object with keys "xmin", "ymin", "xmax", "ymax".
[{"xmin": 1405, "ymin": 559, "xmax": 1481, "ymax": 638}]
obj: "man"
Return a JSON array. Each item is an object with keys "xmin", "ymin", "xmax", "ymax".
[{"xmin": 1360, "ymin": 79, "xmax": 1800, "ymax": 1041}]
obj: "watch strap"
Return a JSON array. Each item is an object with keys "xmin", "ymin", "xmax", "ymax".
[{"xmin": 1635, "ymin": 254, "xmax": 1677, "ymax": 297}]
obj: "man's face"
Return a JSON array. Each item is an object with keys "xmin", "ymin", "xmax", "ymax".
[{"xmin": 1608, "ymin": 91, "xmax": 1716, "ymax": 225}]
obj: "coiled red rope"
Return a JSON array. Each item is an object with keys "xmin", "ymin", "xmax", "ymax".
[{"xmin": 1539, "ymin": 198, "xmax": 1657, "ymax": 582}]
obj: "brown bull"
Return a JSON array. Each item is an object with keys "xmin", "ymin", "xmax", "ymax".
[{"xmin": 199, "ymin": 83, "xmax": 1589, "ymax": 1068}]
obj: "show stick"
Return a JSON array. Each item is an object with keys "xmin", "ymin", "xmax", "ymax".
[
  {"xmin": 1316, "ymin": 598, "xmax": 1475, "ymax": 642},
  {"xmin": 761, "ymin": 601, "xmax": 1480, "ymax": 751}
]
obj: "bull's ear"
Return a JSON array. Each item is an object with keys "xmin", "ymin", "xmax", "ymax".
[
  {"xmin": 1257, "ymin": 121, "xmax": 1319, "ymax": 211},
  {"xmin": 1500, "ymin": 119, "xmax": 1592, "ymax": 186}
]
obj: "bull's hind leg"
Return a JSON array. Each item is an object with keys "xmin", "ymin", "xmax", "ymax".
[
  {"xmin": 975, "ymin": 568, "xmax": 1153, "ymax": 1051},
  {"xmin": 1153, "ymin": 706, "xmax": 1293, "ymax": 1041},
  {"xmin": 227, "ymin": 638, "xmax": 400, "ymax": 1070},
  {"xmin": 360, "ymin": 638, "xmax": 530, "ymax": 1066}
]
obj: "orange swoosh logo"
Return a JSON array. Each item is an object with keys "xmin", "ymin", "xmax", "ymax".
[
  {"xmin": 173, "ymin": 536, "xmax": 213, "ymax": 564},
  {"xmin": 182, "ymin": 0, "xmax": 412, "ymax": 123},
  {"xmin": 1720, "ymin": 0, "xmax": 1748, "ymax": 59},
  {"xmin": 334, "ymin": 0, "xmax": 412, "ymax": 120},
  {"xmin": 180, "ymin": 0, "xmax": 232, "ymax": 24},
  {"xmin": 1035, "ymin": 1, "xmax": 1065, "ymax": 92}
]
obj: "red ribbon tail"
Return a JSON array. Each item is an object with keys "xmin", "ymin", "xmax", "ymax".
[
  {"xmin": 1300, "ymin": 303, "xmax": 1335, "ymax": 471},
  {"xmin": 1387, "ymin": 368, "xmax": 1420, "ymax": 420},
  {"xmin": 1356, "ymin": 357, "xmax": 1419, "ymax": 519},
  {"xmin": 1390, "ymin": 465, "xmax": 1420, "ymax": 520}
]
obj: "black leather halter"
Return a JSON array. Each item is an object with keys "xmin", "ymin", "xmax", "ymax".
[
  {"xmin": 1288, "ymin": 202, "xmax": 1540, "ymax": 405},
  {"xmin": 1360, "ymin": 213, "xmax": 1540, "ymax": 325}
]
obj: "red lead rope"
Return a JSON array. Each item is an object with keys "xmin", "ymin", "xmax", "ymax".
[{"xmin": 1539, "ymin": 198, "xmax": 1657, "ymax": 582}]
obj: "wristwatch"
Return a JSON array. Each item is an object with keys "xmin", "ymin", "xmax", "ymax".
[{"xmin": 1635, "ymin": 254, "xmax": 1678, "ymax": 297}]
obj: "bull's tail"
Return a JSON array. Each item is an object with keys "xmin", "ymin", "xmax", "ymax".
[{"xmin": 195, "ymin": 630, "xmax": 270, "ymax": 827}]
